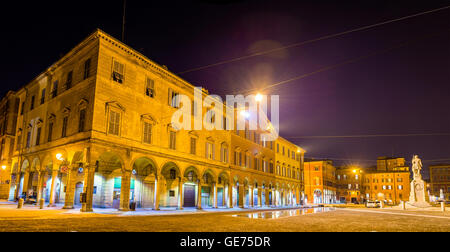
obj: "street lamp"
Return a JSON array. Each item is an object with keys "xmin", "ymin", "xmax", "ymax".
[
  {"xmin": 56, "ymin": 153, "xmax": 64, "ymax": 161},
  {"xmin": 255, "ymin": 93, "xmax": 263, "ymax": 102},
  {"xmin": 1, "ymin": 165, "xmax": 6, "ymax": 170}
]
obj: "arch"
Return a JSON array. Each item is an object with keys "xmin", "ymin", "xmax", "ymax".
[
  {"xmin": 71, "ymin": 151, "xmax": 85, "ymax": 166},
  {"xmin": 96, "ymin": 151, "xmax": 124, "ymax": 173},
  {"xmin": 218, "ymin": 171, "xmax": 230, "ymax": 184},
  {"xmin": 201, "ymin": 169, "xmax": 217, "ymax": 183},
  {"xmin": 161, "ymin": 161, "xmax": 181, "ymax": 179},
  {"xmin": 30, "ymin": 157, "xmax": 41, "ymax": 172},
  {"xmin": 184, "ymin": 166, "xmax": 200, "ymax": 183},
  {"xmin": 21, "ymin": 159, "xmax": 30, "ymax": 173},
  {"xmin": 132, "ymin": 157, "xmax": 157, "ymax": 177}
]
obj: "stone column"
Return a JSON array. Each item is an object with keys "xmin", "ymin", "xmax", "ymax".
[
  {"xmin": 296, "ymin": 188, "xmax": 300, "ymax": 205},
  {"xmin": 228, "ymin": 182, "xmax": 233, "ymax": 208},
  {"xmin": 119, "ymin": 171, "xmax": 131, "ymax": 211},
  {"xmin": 63, "ymin": 167, "xmax": 75, "ymax": 209},
  {"xmin": 82, "ymin": 165, "xmax": 95, "ymax": 212},
  {"xmin": 48, "ymin": 170, "xmax": 58, "ymax": 207},
  {"xmin": 213, "ymin": 182, "xmax": 218, "ymax": 208},
  {"xmin": 177, "ymin": 177, "xmax": 184, "ymax": 210},
  {"xmin": 153, "ymin": 175, "xmax": 160, "ymax": 210},
  {"xmin": 265, "ymin": 188, "xmax": 270, "ymax": 206},
  {"xmin": 22, "ymin": 171, "xmax": 30, "ymax": 199},
  {"xmin": 238, "ymin": 184, "xmax": 244, "ymax": 208},
  {"xmin": 197, "ymin": 179, "xmax": 202, "ymax": 210},
  {"xmin": 273, "ymin": 189, "xmax": 277, "ymax": 207},
  {"xmin": 36, "ymin": 171, "xmax": 44, "ymax": 203},
  {"xmin": 257, "ymin": 187, "xmax": 262, "ymax": 207},
  {"xmin": 14, "ymin": 173, "xmax": 21, "ymax": 200},
  {"xmin": 249, "ymin": 186, "xmax": 254, "ymax": 207}
]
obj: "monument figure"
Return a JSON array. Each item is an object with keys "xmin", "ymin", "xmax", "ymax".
[{"xmin": 408, "ymin": 155, "xmax": 430, "ymax": 207}]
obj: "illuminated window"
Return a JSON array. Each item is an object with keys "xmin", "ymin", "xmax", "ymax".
[{"xmin": 168, "ymin": 88, "xmax": 180, "ymax": 108}]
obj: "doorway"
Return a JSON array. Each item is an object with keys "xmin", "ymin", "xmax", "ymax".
[{"xmin": 184, "ymin": 184, "xmax": 196, "ymax": 207}]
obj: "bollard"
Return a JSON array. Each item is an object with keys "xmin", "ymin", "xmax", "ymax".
[
  {"xmin": 39, "ymin": 198, "xmax": 45, "ymax": 209},
  {"xmin": 441, "ymin": 202, "xmax": 445, "ymax": 212},
  {"xmin": 17, "ymin": 198, "xmax": 24, "ymax": 209},
  {"xmin": 380, "ymin": 201, "xmax": 384, "ymax": 209},
  {"xmin": 81, "ymin": 203, "xmax": 87, "ymax": 212},
  {"xmin": 402, "ymin": 201, "xmax": 406, "ymax": 210}
]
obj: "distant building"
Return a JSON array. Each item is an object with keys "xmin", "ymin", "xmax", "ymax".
[
  {"xmin": 429, "ymin": 164, "xmax": 450, "ymax": 201},
  {"xmin": 0, "ymin": 91, "xmax": 19, "ymax": 199},
  {"xmin": 336, "ymin": 166, "xmax": 363, "ymax": 204},
  {"xmin": 304, "ymin": 159, "xmax": 337, "ymax": 204}
]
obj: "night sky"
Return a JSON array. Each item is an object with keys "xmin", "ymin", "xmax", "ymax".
[{"xmin": 1, "ymin": 0, "xmax": 449, "ymax": 175}]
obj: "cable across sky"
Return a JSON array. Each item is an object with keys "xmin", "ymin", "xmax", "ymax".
[{"xmin": 177, "ymin": 5, "xmax": 450, "ymax": 75}]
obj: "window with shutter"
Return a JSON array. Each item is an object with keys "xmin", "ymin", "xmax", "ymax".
[
  {"xmin": 169, "ymin": 131, "xmax": 176, "ymax": 150},
  {"xmin": 108, "ymin": 110, "xmax": 120, "ymax": 136},
  {"xmin": 79, "ymin": 109, "xmax": 86, "ymax": 133},
  {"xmin": 112, "ymin": 60, "xmax": 124, "ymax": 83},
  {"xmin": 62, "ymin": 117, "xmax": 68, "ymax": 137},
  {"xmin": 145, "ymin": 78, "xmax": 155, "ymax": 98},
  {"xmin": 143, "ymin": 122, "xmax": 152, "ymax": 144},
  {"xmin": 84, "ymin": 59, "xmax": 91, "ymax": 80},
  {"xmin": 190, "ymin": 138, "xmax": 196, "ymax": 155}
]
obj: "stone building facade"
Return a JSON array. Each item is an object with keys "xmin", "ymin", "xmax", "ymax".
[
  {"xmin": 429, "ymin": 164, "xmax": 450, "ymax": 201},
  {"xmin": 0, "ymin": 29, "xmax": 304, "ymax": 211},
  {"xmin": 304, "ymin": 160, "xmax": 337, "ymax": 204},
  {"xmin": 0, "ymin": 92, "xmax": 19, "ymax": 199}
]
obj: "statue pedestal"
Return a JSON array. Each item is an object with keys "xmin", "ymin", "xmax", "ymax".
[{"xmin": 408, "ymin": 177, "xmax": 431, "ymax": 207}]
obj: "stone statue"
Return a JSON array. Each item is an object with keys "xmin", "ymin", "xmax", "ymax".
[
  {"xmin": 411, "ymin": 155, "xmax": 423, "ymax": 180},
  {"xmin": 408, "ymin": 155, "xmax": 430, "ymax": 207}
]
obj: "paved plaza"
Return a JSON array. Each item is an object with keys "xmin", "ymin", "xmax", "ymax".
[{"xmin": 0, "ymin": 201, "xmax": 448, "ymax": 232}]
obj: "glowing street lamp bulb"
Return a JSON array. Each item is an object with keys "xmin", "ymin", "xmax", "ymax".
[
  {"xmin": 255, "ymin": 93, "xmax": 263, "ymax": 102},
  {"xmin": 240, "ymin": 111, "xmax": 250, "ymax": 119},
  {"xmin": 56, "ymin": 153, "xmax": 64, "ymax": 161},
  {"xmin": 1, "ymin": 165, "xmax": 6, "ymax": 170},
  {"xmin": 352, "ymin": 169, "xmax": 357, "ymax": 174}
]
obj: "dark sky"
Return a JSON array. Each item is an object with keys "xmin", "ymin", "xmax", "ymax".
[{"xmin": 1, "ymin": 0, "xmax": 449, "ymax": 174}]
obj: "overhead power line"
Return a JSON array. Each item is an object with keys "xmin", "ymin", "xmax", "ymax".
[
  {"xmin": 286, "ymin": 133, "xmax": 450, "ymax": 139},
  {"xmin": 237, "ymin": 29, "xmax": 450, "ymax": 94},
  {"xmin": 177, "ymin": 5, "xmax": 450, "ymax": 75}
]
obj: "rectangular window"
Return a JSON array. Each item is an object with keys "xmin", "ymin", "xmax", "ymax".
[
  {"xmin": 221, "ymin": 147, "xmax": 228, "ymax": 163},
  {"xmin": 30, "ymin": 96, "xmax": 35, "ymax": 110},
  {"xmin": 16, "ymin": 135, "xmax": 21, "ymax": 151},
  {"xmin": 48, "ymin": 122, "xmax": 53, "ymax": 142},
  {"xmin": 145, "ymin": 78, "xmax": 155, "ymax": 98},
  {"xmin": 66, "ymin": 71, "xmax": 73, "ymax": 89},
  {"xmin": 84, "ymin": 58, "xmax": 91, "ymax": 80},
  {"xmin": 190, "ymin": 138, "xmax": 197, "ymax": 155},
  {"xmin": 79, "ymin": 109, "xmax": 86, "ymax": 133},
  {"xmin": 62, "ymin": 117, "xmax": 68, "ymax": 138},
  {"xmin": 112, "ymin": 60, "xmax": 124, "ymax": 83},
  {"xmin": 26, "ymin": 131, "xmax": 31, "ymax": 148},
  {"xmin": 40, "ymin": 89, "xmax": 46, "ymax": 105},
  {"xmin": 169, "ymin": 131, "xmax": 176, "ymax": 150},
  {"xmin": 168, "ymin": 88, "xmax": 180, "ymax": 108},
  {"xmin": 36, "ymin": 127, "xmax": 41, "ymax": 146},
  {"xmin": 20, "ymin": 102, "xmax": 25, "ymax": 115},
  {"xmin": 206, "ymin": 142, "xmax": 214, "ymax": 160},
  {"xmin": 108, "ymin": 110, "xmax": 120, "ymax": 136},
  {"xmin": 143, "ymin": 122, "xmax": 152, "ymax": 144},
  {"xmin": 52, "ymin": 81, "xmax": 58, "ymax": 98}
]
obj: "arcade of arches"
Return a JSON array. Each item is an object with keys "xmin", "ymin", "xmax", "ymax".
[{"xmin": 8, "ymin": 146, "xmax": 302, "ymax": 212}]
